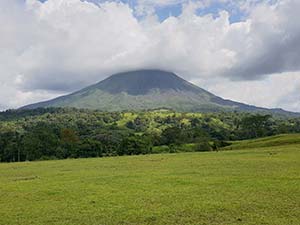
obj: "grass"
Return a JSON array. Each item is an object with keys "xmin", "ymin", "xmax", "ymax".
[
  {"xmin": 0, "ymin": 137, "xmax": 300, "ymax": 224},
  {"xmin": 223, "ymin": 133, "xmax": 300, "ymax": 150}
]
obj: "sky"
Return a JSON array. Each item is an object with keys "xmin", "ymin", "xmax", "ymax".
[{"xmin": 0, "ymin": 0, "xmax": 300, "ymax": 112}]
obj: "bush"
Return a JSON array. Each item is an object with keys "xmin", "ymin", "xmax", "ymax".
[
  {"xmin": 195, "ymin": 142, "xmax": 212, "ymax": 152},
  {"xmin": 152, "ymin": 145, "xmax": 170, "ymax": 154},
  {"xmin": 212, "ymin": 140, "xmax": 231, "ymax": 150},
  {"xmin": 119, "ymin": 135, "xmax": 152, "ymax": 155}
]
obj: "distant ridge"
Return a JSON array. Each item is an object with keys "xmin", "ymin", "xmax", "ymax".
[{"xmin": 21, "ymin": 70, "xmax": 299, "ymax": 116}]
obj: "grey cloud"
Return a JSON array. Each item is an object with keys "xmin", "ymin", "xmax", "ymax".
[
  {"xmin": 225, "ymin": 28, "xmax": 300, "ymax": 80},
  {"xmin": 276, "ymin": 84, "xmax": 300, "ymax": 112},
  {"xmin": 222, "ymin": 0, "xmax": 300, "ymax": 80}
]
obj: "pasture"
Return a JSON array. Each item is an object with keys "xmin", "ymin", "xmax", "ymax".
[{"xmin": 0, "ymin": 137, "xmax": 299, "ymax": 225}]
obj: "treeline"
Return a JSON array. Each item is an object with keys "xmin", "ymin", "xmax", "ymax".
[{"xmin": 0, "ymin": 108, "xmax": 300, "ymax": 162}]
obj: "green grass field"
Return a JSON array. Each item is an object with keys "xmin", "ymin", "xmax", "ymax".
[
  {"xmin": 223, "ymin": 134, "xmax": 300, "ymax": 150},
  {"xmin": 0, "ymin": 135, "xmax": 300, "ymax": 225}
]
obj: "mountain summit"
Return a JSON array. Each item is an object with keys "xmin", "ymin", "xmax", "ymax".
[
  {"xmin": 91, "ymin": 70, "xmax": 203, "ymax": 95},
  {"xmin": 22, "ymin": 70, "xmax": 296, "ymax": 116}
]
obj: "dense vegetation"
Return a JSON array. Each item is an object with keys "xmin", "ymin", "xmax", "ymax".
[{"xmin": 0, "ymin": 108, "xmax": 300, "ymax": 162}]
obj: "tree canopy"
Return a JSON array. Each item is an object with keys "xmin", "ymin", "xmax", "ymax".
[{"xmin": 0, "ymin": 108, "xmax": 299, "ymax": 162}]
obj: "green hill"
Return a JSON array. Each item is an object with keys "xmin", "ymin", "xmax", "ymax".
[
  {"xmin": 223, "ymin": 134, "xmax": 300, "ymax": 150},
  {"xmin": 21, "ymin": 70, "xmax": 299, "ymax": 116}
]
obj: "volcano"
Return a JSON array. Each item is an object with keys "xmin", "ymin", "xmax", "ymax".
[{"xmin": 22, "ymin": 70, "xmax": 296, "ymax": 116}]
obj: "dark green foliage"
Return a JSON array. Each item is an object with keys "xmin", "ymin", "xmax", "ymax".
[
  {"xmin": 60, "ymin": 128, "xmax": 80, "ymax": 158},
  {"xmin": 23, "ymin": 123, "xmax": 60, "ymax": 161},
  {"xmin": 126, "ymin": 117, "xmax": 149, "ymax": 132},
  {"xmin": 0, "ymin": 108, "xmax": 299, "ymax": 162},
  {"xmin": 239, "ymin": 114, "xmax": 274, "ymax": 139},
  {"xmin": 160, "ymin": 127, "xmax": 183, "ymax": 145},
  {"xmin": 119, "ymin": 135, "xmax": 152, "ymax": 155},
  {"xmin": 195, "ymin": 142, "xmax": 212, "ymax": 152},
  {"xmin": 212, "ymin": 140, "xmax": 231, "ymax": 150},
  {"xmin": 0, "ymin": 132, "xmax": 23, "ymax": 162},
  {"xmin": 78, "ymin": 139, "xmax": 103, "ymax": 158}
]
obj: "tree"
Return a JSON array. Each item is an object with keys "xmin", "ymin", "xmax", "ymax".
[
  {"xmin": 119, "ymin": 135, "xmax": 152, "ymax": 155},
  {"xmin": 0, "ymin": 132, "xmax": 23, "ymax": 162},
  {"xmin": 23, "ymin": 123, "xmax": 59, "ymax": 161},
  {"xmin": 79, "ymin": 139, "xmax": 103, "ymax": 158},
  {"xmin": 60, "ymin": 128, "xmax": 80, "ymax": 158},
  {"xmin": 239, "ymin": 114, "xmax": 273, "ymax": 139},
  {"xmin": 160, "ymin": 127, "xmax": 183, "ymax": 145}
]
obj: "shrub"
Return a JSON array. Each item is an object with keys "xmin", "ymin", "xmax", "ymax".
[{"xmin": 195, "ymin": 142, "xmax": 212, "ymax": 152}]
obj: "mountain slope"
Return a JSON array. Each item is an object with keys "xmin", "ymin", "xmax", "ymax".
[{"xmin": 21, "ymin": 70, "xmax": 298, "ymax": 116}]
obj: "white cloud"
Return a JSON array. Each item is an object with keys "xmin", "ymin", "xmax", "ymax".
[
  {"xmin": 0, "ymin": 0, "xmax": 299, "ymax": 112},
  {"xmin": 196, "ymin": 72, "xmax": 300, "ymax": 112},
  {"xmin": 220, "ymin": 0, "xmax": 300, "ymax": 79}
]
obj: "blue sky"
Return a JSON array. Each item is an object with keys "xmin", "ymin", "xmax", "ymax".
[
  {"xmin": 38, "ymin": 0, "xmax": 247, "ymax": 23},
  {"xmin": 111, "ymin": 0, "xmax": 244, "ymax": 23}
]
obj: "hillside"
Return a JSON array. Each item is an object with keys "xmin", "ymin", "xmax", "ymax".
[
  {"xmin": 222, "ymin": 134, "xmax": 300, "ymax": 150},
  {"xmin": 21, "ymin": 70, "xmax": 298, "ymax": 116},
  {"xmin": 1, "ymin": 140, "xmax": 299, "ymax": 225}
]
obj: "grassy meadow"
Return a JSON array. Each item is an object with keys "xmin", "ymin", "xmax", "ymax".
[{"xmin": 0, "ymin": 135, "xmax": 300, "ymax": 225}]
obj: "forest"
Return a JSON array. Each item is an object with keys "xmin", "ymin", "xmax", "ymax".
[{"xmin": 0, "ymin": 108, "xmax": 300, "ymax": 162}]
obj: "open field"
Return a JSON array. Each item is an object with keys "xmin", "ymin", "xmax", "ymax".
[{"xmin": 0, "ymin": 137, "xmax": 300, "ymax": 225}]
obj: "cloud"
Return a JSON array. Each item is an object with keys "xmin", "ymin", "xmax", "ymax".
[
  {"xmin": 221, "ymin": 0, "xmax": 300, "ymax": 80},
  {"xmin": 0, "ymin": 0, "xmax": 300, "ymax": 111},
  {"xmin": 196, "ymin": 72, "xmax": 300, "ymax": 112}
]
